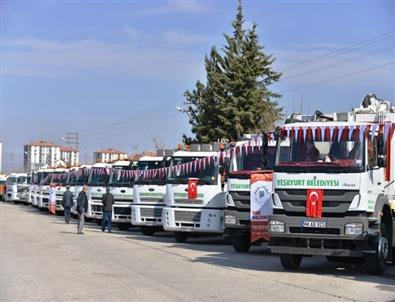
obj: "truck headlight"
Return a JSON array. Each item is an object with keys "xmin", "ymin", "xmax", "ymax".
[
  {"xmin": 226, "ymin": 194, "xmax": 235, "ymax": 207},
  {"xmin": 271, "ymin": 193, "xmax": 283, "ymax": 208},
  {"xmin": 269, "ymin": 220, "xmax": 285, "ymax": 233},
  {"xmin": 345, "ymin": 223, "xmax": 363, "ymax": 235},
  {"xmin": 225, "ymin": 215, "xmax": 237, "ymax": 225}
]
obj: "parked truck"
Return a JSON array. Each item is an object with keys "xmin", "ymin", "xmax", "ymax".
[
  {"xmin": 16, "ymin": 173, "xmax": 29, "ymax": 204},
  {"xmin": 86, "ymin": 163, "xmax": 112, "ymax": 223},
  {"xmin": 224, "ymin": 135, "xmax": 275, "ymax": 252},
  {"xmin": 269, "ymin": 94, "xmax": 395, "ymax": 275},
  {"xmin": 131, "ymin": 155, "xmax": 170, "ymax": 236},
  {"xmin": 69, "ymin": 165, "xmax": 91, "ymax": 217},
  {"xmin": 4, "ymin": 173, "xmax": 27, "ymax": 203},
  {"xmin": 163, "ymin": 144, "xmax": 226, "ymax": 243},
  {"xmin": 109, "ymin": 160, "xmax": 136, "ymax": 230}
]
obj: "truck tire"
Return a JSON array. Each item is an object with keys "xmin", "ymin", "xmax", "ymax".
[
  {"xmin": 280, "ymin": 254, "xmax": 302, "ymax": 270},
  {"xmin": 174, "ymin": 232, "xmax": 188, "ymax": 243},
  {"xmin": 141, "ymin": 227, "xmax": 155, "ymax": 236},
  {"xmin": 365, "ymin": 219, "xmax": 389, "ymax": 275},
  {"xmin": 231, "ymin": 234, "xmax": 251, "ymax": 253},
  {"xmin": 118, "ymin": 223, "xmax": 130, "ymax": 231}
]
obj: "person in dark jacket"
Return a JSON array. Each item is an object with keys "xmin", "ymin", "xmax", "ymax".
[
  {"xmin": 62, "ymin": 186, "xmax": 73, "ymax": 224},
  {"xmin": 76, "ymin": 185, "xmax": 88, "ymax": 234},
  {"xmin": 101, "ymin": 187, "xmax": 114, "ymax": 233}
]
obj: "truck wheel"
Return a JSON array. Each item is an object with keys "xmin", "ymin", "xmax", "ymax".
[
  {"xmin": 141, "ymin": 227, "xmax": 155, "ymax": 236},
  {"xmin": 231, "ymin": 234, "xmax": 251, "ymax": 253},
  {"xmin": 280, "ymin": 254, "xmax": 302, "ymax": 270},
  {"xmin": 118, "ymin": 224, "xmax": 130, "ymax": 231},
  {"xmin": 365, "ymin": 219, "xmax": 389, "ymax": 275},
  {"xmin": 174, "ymin": 232, "xmax": 188, "ymax": 243}
]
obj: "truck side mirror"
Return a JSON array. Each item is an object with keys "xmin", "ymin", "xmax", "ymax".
[{"xmin": 377, "ymin": 136, "xmax": 385, "ymax": 156}]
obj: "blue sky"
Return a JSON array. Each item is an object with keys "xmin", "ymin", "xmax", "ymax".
[{"xmin": 1, "ymin": 0, "xmax": 394, "ymax": 172}]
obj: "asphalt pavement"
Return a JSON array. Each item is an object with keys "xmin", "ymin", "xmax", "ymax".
[{"xmin": 1, "ymin": 202, "xmax": 394, "ymax": 302}]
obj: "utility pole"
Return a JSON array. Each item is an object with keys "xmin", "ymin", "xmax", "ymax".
[{"xmin": 63, "ymin": 132, "xmax": 79, "ymax": 150}]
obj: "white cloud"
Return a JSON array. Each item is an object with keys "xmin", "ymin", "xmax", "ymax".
[
  {"xmin": 129, "ymin": 0, "xmax": 212, "ymax": 17},
  {"xmin": 2, "ymin": 36, "xmax": 206, "ymax": 80}
]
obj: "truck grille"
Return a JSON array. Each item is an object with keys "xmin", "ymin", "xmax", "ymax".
[
  {"xmin": 289, "ymin": 227, "xmax": 340, "ymax": 235},
  {"xmin": 140, "ymin": 207, "xmax": 163, "ymax": 218},
  {"xmin": 174, "ymin": 199, "xmax": 203, "ymax": 205},
  {"xmin": 174, "ymin": 211, "xmax": 201, "ymax": 223},
  {"xmin": 276, "ymin": 189, "xmax": 359, "ymax": 217},
  {"xmin": 92, "ymin": 205, "xmax": 102, "ymax": 212},
  {"xmin": 229, "ymin": 191, "xmax": 250, "ymax": 208},
  {"xmin": 114, "ymin": 207, "xmax": 131, "ymax": 215}
]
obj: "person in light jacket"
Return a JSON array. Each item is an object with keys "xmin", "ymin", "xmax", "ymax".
[
  {"xmin": 101, "ymin": 187, "xmax": 114, "ymax": 233},
  {"xmin": 62, "ymin": 186, "xmax": 73, "ymax": 224},
  {"xmin": 76, "ymin": 185, "xmax": 88, "ymax": 235}
]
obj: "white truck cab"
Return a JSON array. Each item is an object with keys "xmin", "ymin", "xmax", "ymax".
[
  {"xmin": 70, "ymin": 165, "xmax": 91, "ymax": 216},
  {"xmin": 86, "ymin": 163, "xmax": 112, "ymax": 222},
  {"xmin": 32, "ymin": 169, "xmax": 49, "ymax": 207},
  {"xmin": 163, "ymin": 145, "xmax": 226, "ymax": 243},
  {"xmin": 269, "ymin": 94, "xmax": 395, "ymax": 275},
  {"xmin": 131, "ymin": 155, "xmax": 169, "ymax": 236},
  {"xmin": 225, "ymin": 136, "xmax": 276, "ymax": 252},
  {"xmin": 53, "ymin": 169, "xmax": 70, "ymax": 212},
  {"xmin": 38, "ymin": 168, "xmax": 66, "ymax": 210},
  {"xmin": 4, "ymin": 173, "xmax": 20, "ymax": 202},
  {"xmin": 109, "ymin": 160, "xmax": 136, "ymax": 230},
  {"xmin": 16, "ymin": 173, "xmax": 29, "ymax": 203}
]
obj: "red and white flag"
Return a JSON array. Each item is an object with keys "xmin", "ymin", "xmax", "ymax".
[{"xmin": 306, "ymin": 189, "xmax": 323, "ymax": 218}]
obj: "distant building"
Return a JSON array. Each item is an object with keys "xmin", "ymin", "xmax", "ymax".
[
  {"xmin": 93, "ymin": 148, "xmax": 128, "ymax": 163},
  {"xmin": 60, "ymin": 146, "xmax": 80, "ymax": 167},
  {"xmin": 24, "ymin": 140, "xmax": 80, "ymax": 172}
]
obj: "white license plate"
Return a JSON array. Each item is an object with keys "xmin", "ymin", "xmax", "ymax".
[
  {"xmin": 303, "ymin": 220, "xmax": 326, "ymax": 228},
  {"xmin": 181, "ymin": 226, "xmax": 194, "ymax": 231}
]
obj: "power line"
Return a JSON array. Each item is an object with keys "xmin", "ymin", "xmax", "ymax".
[
  {"xmin": 79, "ymin": 106, "xmax": 177, "ymax": 138},
  {"xmin": 282, "ymin": 44, "xmax": 395, "ymax": 81},
  {"xmin": 278, "ymin": 31, "xmax": 394, "ymax": 73},
  {"xmin": 81, "ymin": 110, "xmax": 178, "ymax": 143},
  {"xmin": 282, "ymin": 61, "xmax": 395, "ymax": 93},
  {"xmin": 79, "ymin": 97, "xmax": 181, "ymax": 135}
]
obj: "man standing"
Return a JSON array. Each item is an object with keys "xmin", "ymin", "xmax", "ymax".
[
  {"xmin": 62, "ymin": 186, "xmax": 73, "ymax": 224},
  {"xmin": 101, "ymin": 187, "xmax": 114, "ymax": 233},
  {"xmin": 76, "ymin": 185, "xmax": 88, "ymax": 235}
]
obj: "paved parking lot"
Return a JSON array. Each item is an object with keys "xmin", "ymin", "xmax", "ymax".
[{"xmin": 1, "ymin": 202, "xmax": 394, "ymax": 302}]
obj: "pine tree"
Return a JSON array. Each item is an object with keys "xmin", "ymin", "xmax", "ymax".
[{"xmin": 183, "ymin": 3, "xmax": 281, "ymax": 143}]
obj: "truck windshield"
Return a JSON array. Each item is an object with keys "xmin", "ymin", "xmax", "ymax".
[
  {"xmin": 167, "ymin": 156, "xmax": 219, "ymax": 185},
  {"xmin": 51, "ymin": 172, "xmax": 66, "ymax": 185},
  {"xmin": 134, "ymin": 160, "xmax": 166, "ymax": 184},
  {"xmin": 230, "ymin": 146, "xmax": 275, "ymax": 174},
  {"xmin": 274, "ymin": 129, "xmax": 365, "ymax": 173},
  {"xmin": 69, "ymin": 172, "xmax": 88, "ymax": 185},
  {"xmin": 7, "ymin": 177, "xmax": 17, "ymax": 184},
  {"xmin": 88, "ymin": 169, "xmax": 110, "ymax": 186},
  {"xmin": 17, "ymin": 176, "xmax": 27, "ymax": 184},
  {"xmin": 39, "ymin": 172, "xmax": 50, "ymax": 185},
  {"xmin": 109, "ymin": 169, "xmax": 134, "ymax": 187}
]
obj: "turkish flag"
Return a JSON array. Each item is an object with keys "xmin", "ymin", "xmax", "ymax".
[
  {"xmin": 188, "ymin": 178, "xmax": 199, "ymax": 199},
  {"xmin": 306, "ymin": 189, "xmax": 323, "ymax": 218}
]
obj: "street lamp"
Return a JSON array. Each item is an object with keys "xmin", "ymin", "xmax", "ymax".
[{"xmin": 176, "ymin": 106, "xmax": 192, "ymax": 120}]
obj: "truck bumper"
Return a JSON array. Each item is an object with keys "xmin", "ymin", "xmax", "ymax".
[
  {"xmin": 131, "ymin": 204, "xmax": 164, "ymax": 226},
  {"xmin": 113, "ymin": 204, "xmax": 132, "ymax": 223},
  {"xmin": 163, "ymin": 207, "xmax": 224, "ymax": 234},
  {"xmin": 224, "ymin": 209, "xmax": 250, "ymax": 236},
  {"xmin": 86, "ymin": 202, "xmax": 103, "ymax": 219},
  {"xmin": 269, "ymin": 214, "xmax": 372, "ymax": 257}
]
